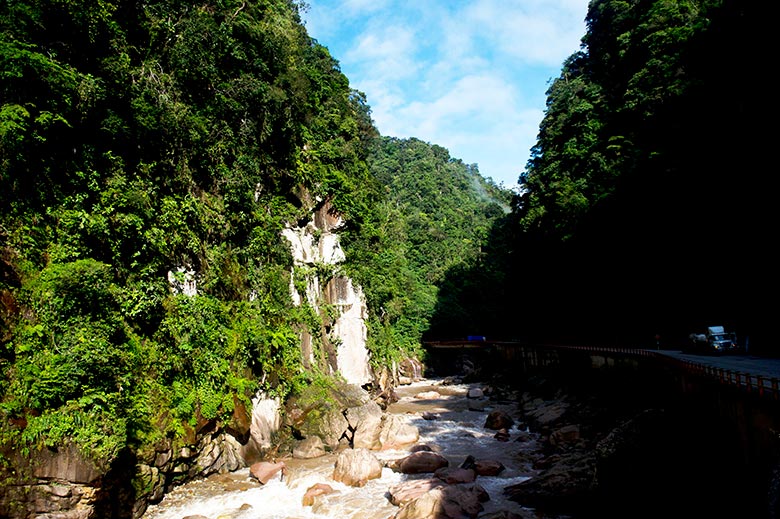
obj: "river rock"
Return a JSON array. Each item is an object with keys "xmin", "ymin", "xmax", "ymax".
[
  {"xmin": 391, "ymin": 484, "xmax": 485, "ymax": 519},
  {"xmin": 549, "ymin": 424, "xmax": 581, "ymax": 448},
  {"xmin": 345, "ymin": 401, "xmax": 383, "ymax": 449},
  {"xmin": 415, "ymin": 391, "xmax": 442, "ymax": 400},
  {"xmin": 474, "ymin": 459, "xmax": 505, "ymax": 476},
  {"xmin": 504, "ymin": 450, "xmax": 596, "ymax": 512},
  {"xmin": 494, "ymin": 428, "xmax": 511, "ymax": 442},
  {"xmin": 467, "ymin": 387, "xmax": 484, "ymax": 398},
  {"xmin": 249, "ymin": 461, "xmax": 286, "ymax": 484},
  {"xmin": 388, "ymin": 478, "xmax": 447, "ymax": 506},
  {"xmin": 293, "ymin": 435, "xmax": 327, "ymax": 459},
  {"xmin": 332, "ymin": 448, "xmax": 383, "ymax": 487},
  {"xmin": 378, "ymin": 414, "xmax": 420, "ymax": 450},
  {"xmin": 395, "ymin": 451, "xmax": 449, "ymax": 474},
  {"xmin": 484, "ymin": 410, "xmax": 514, "ymax": 430},
  {"xmin": 434, "ymin": 466, "xmax": 477, "ymax": 484},
  {"xmin": 302, "ymin": 483, "xmax": 335, "ymax": 506}
]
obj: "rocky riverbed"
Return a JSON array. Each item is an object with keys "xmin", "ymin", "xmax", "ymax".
[
  {"xmin": 141, "ymin": 377, "xmax": 559, "ymax": 519},
  {"xmin": 140, "ymin": 368, "xmax": 768, "ymax": 519}
]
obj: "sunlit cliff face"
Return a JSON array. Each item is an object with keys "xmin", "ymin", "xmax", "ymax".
[{"xmin": 282, "ymin": 198, "xmax": 373, "ymax": 386}]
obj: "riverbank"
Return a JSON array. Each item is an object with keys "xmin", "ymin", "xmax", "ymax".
[
  {"xmin": 141, "ymin": 377, "xmax": 550, "ymax": 519},
  {"xmin": 139, "ymin": 364, "xmax": 774, "ymax": 519}
]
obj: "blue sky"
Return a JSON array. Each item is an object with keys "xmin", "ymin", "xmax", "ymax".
[{"xmin": 300, "ymin": 0, "xmax": 590, "ymax": 190}]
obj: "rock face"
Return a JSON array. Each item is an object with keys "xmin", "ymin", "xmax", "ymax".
[
  {"xmin": 241, "ymin": 392, "xmax": 282, "ymax": 463},
  {"xmin": 282, "ymin": 197, "xmax": 373, "ymax": 386}
]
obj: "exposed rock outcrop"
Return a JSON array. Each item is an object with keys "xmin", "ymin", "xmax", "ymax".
[{"xmin": 282, "ymin": 197, "xmax": 373, "ymax": 387}]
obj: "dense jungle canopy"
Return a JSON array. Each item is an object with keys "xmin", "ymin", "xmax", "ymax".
[{"xmin": 0, "ymin": 0, "xmax": 772, "ymax": 479}]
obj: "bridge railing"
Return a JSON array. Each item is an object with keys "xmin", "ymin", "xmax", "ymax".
[
  {"xmin": 423, "ymin": 341, "xmax": 780, "ymax": 401},
  {"xmin": 546, "ymin": 344, "xmax": 780, "ymax": 401}
]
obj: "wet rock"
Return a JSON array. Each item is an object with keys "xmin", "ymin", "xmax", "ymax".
[
  {"xmin": 415, "ymin": 391, "xmax": 442, "ymax": 400},
  {"xmin": 467, "ymin": 388, "xmax": 484, "ymax": 398},
  {"xmin": 504, "ymin": 450, "xmax": 596, "ymax": 513},
  {"xmin": 249, "ymin": 461, "xmax": 286, "ymax": 484},
  {"xmin": 549, "ymin": 424, "xmax": 581, "ymax": 449},
  {"xmin": 302, "ymin": 483, "xmax": 335, "ymax": 506},
  {"xmin": 494, "ymin": 429, "xmax": 511, "ymax": 442},
  {"xmin": 293, "ymin": 436, "xmax": 327, "ymax": 459},
  {"xmin": 378, "ymin": 414, "xmax": 420, "ymax": 450},
  {"xmin": 479, "ymin": 512, "xmax": 525, "ymax": 519},
  {"xmin": 391, "ymin": 484, "xmax": 485, "ymax": 519},
  {"xmin": 345, "ymin": 400, "xmax": 383, "ymax": 450},
  {"xmin": 395, "ymin": 451, "xmax": 450, "ymax": 474},
  {"xmin": 434, "ymin": 466, "xmax": 476, "ymax": 484},
  {"xmin": 523, "ymin": 400, "xmax": 568, "ymax": 428},
  {"xmin": 332, "ymin": 448, "xmax": 383, "ymax": 487},
  {"xmin": 484, "ymin": 410, "xmax": 515, "ymax": 430},
  {"xmin": 388, "ymin": 478, "xmax": 447, "ymax": 506},
  {"xmin": 474, "ymin": 459, "xmax": 505, "ymax": 476}
]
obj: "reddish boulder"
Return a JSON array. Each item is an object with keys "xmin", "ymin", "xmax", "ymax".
[
  {"xmin": 249, "ymin": 461, "xmax": 287, "ymax": 484},
  {"xmin": 302, "ymin": 483, "xmax": 335, "ymax": 506}
]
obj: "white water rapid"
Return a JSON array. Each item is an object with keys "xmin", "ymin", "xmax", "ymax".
[{"xmin": 141, "ymin": 379, "xmax": 543, "ymax": 519}]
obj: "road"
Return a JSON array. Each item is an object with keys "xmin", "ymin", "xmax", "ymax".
[{"xmin": 656, "ymin": 349, "xmax": 780, "ymax": 380}]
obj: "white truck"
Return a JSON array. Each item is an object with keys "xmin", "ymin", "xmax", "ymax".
[{"xmin": 688, "ymin": 325, "xmax": 739, "ymax": 354}]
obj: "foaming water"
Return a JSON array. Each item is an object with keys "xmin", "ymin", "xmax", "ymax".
[{"xmin": 142, "ymin": 378, "xmax": 538, "ymax": 519}]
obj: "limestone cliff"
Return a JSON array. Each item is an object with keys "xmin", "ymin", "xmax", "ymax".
[{"xmin": 281, "ymin": 196, "xmax": 373, "ymax": 387}]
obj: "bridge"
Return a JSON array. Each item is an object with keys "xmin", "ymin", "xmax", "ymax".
[
  {"xmin": 423, "ymin": 339, "xmax": 780, "ymax": 398},
  {"xmin": 423, "ymin": 339, "xmax": 780, "ymax": 512}
]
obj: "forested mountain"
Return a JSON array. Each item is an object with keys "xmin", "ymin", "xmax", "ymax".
[
  {"xmin": 347, "ymin": 136, "xmax": 511, "ymax": 349},
  {"xmin": 0, "ymin": 0, "xmax": 774, "ymax": 515},
  {"xmin": 0, "ymin": 0, "xmax": 385, "ymax": 475},
  {"xmin": 0, "ymin": 0, "xmax": 512, "ymax": 500},
  {"xmin": 502, "ymin": 0, "xmax": 771, "ymax": 350}
]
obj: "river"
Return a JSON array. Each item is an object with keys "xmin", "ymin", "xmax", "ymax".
[{"xmin": 140, "ymin": 378, "xmax": 547, "ymax": 519}]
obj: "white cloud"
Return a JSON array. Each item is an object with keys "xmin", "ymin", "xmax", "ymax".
[
  {"xmin": 345, "ymin": 26, "xmax": 419, "ymax": 80},
  {"xmin": 302, "ymin": 0, "xmax": 590, "ymax": 187}
]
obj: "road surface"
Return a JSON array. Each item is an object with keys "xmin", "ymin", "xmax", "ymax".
[{"xmin": 657, "ymin": 349, "xmax": 780, "ymax": 380}]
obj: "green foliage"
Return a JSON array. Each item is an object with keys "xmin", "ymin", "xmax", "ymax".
[
  {"xmin": 508, "ymin": 0, "xmax": 769, "ymax": 346},
  {"xmin": 0, "ymin": 0, "xmax": 381, "ymax": 471},
  {"xmin": 346, "ymin": 136, "xmax": 512, "ymax": 354}
]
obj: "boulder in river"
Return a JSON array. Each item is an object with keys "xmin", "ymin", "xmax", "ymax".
[
  {"xmin": 434, "ymin": 466, "xmax": 476, "ymax": 483},
  {"xmin": 302, "ymin": 482, "xmax": 336, "ymax": 506},
  {"xmin": 293, "ymin": 436, "xmax": 327, "ymax": 459},
  {"xmin": 332, "ymin": 448, "xmax": 383, "ymax": 487},
  {"xmin": 391, "ymin": 484, "xmax": 486, "ymax": 519},
  {"xmin": 388, "ymin": 478, "xmax": 447, "ymax": 506},
  {"xmin": 378, "ymin": 414, "xmax": 420, "ymax": 450},
  {"xmin": 249, "ymin": 461, "xmax": 287, "ymax": 484},
  {"xmin": 484, "ymin": 410, "xmax": 515, "ymax": 430},
  {"xmin": 395, "ymin": 451, "xmax": 449, "ymax": 474}
]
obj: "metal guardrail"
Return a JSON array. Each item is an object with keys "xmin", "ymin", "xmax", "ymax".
[
  {"xmin": 548, "ymin": 344, "xmax": 780, "ymax": 401},
  {"xmin": 423, "ymin": 341, "xmax": 780, "ymax": 401},
  {"xmin": 669, "ymin": 357, "xmax": 780, "ymax": 400}
]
